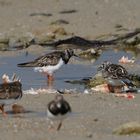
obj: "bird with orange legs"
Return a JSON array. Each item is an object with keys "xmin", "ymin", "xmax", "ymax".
[{"xmin": 17, "ymin": 49, "xmax": 78, "ymax": 87}]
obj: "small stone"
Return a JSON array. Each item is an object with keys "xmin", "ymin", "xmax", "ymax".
[
  {"xmin": 52, "ymin": 27, "xmax": 67, "ymax": 35},
  {"xmin": 115, "ymin": 24, "xmax": 123, "ymax": 29},
  {"xmin": 12, "ymin": 104, "xmax": 25, "ymax": 114},
  {"xmin": 87, "ymin": 73, "xmax": 106, "ymax": 88},
  {"xmin": 93, "ymin": 118, "xmax": 98, "ymax": 122},
  {"xmin": 86, "ymin": 132, "xmax": 93, "ymax": 138}
]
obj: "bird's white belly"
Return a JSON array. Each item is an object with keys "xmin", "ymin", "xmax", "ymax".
[{"xmin": 34, "ymin": 58, "xmax": 64, "ymax": 75}]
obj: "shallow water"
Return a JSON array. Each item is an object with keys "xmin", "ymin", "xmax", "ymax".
[{"xmin": 0, "ymin": 49, "xmax": 136, "ymax": 91}]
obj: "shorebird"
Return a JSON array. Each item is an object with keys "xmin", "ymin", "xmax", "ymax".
[
  {"xmin": 47, "ymin": 94, "xmax": 71, "ymax": 131},
  {"xmin": 0, "ymin": 74, "xmax": 22, "ymax": 116},
  {"xmin": 97, "ymin": 61, "xmax": 135, "ymax": 92},
  {"xmin": 17, "ymin": 49, "xmax": 77, "ymax": 86}
]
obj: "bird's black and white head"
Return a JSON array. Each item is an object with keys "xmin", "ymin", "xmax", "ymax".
[
  {"xmin": 55, "ymin": 94, "xmax": 64, "ymax": 101},
  {"xmin": 47, "ymin": 94, "xmax": 71, "ymax": 117},
  {"xmin": 97, "ymin": 61, "xmax": 112, "ymax": 72},
  {"xmin": 55, "ymin": 94, "xmax": 71, "ymax": 115},
  {"xmin": 61, "ymin": 49, "xmax": 77, "ymax": 64}
]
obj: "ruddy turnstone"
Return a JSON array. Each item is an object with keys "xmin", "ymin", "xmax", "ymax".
[
  {"xmin": 47, "ymin": 94, "xmax": 71, "ymax": 131},
  {"xmin": 97, "ymin": 61, "xmax": 135, "ymax": 91},
  {"xmin": 0, "ymin": 74, "xmax": 22, "ymax": 116},
  {"xmin": 17, "ymin": 49, "xmax": 77, "ymax": 85}
]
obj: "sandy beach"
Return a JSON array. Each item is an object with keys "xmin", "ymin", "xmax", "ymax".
[
  {"xmin": 0, "ymin": 0, "xmax": 140, "ymax": 37},
  {"xmin": 1, "ymin": 93, "xmax": 140, "ymax": 140},
  {"xmin": 0, "ymin": 0, "xmax": 140, "ymax": 140}
]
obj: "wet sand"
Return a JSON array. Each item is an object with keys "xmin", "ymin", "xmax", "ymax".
[
  {"xmin": 0, "ymin": 0, "xmax": 140, "ymax": 38},
  {"xmin": 0, "ymin": 0, "xmax": 140, "ymax": 140},
  {"xmin": 1, "ymin": 93, "xmax": 140, "ymax": 140}
]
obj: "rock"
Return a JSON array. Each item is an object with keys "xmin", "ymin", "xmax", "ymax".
[
  {"xmin": 0, "ymin": 36, "xmax": 9, "ymax": 50},
  {"xmin": 93, "ymin": 118, "xmax": 98, "ymax": 122},
  {"xmin": 12, "ymin": 104, "xmax": 25, "ymax": 114},
  {"xmin": 35, "ymin": 34, "xmax": 55, "ymax": 44},
  {"xmin": 86, "ymin": 132, "xmax": 93, "ymax": 138},
  {"xmin": 8, "ymin": 35, "xmax": 34, "ymax": 49},
  {"xmin": 88, "ymin": 72, "xmax": 140, "ymax": 93},
  {"xmin": 124, "ymin": 33, "xmax": 140, "ymax": 46},
  {"xmin": 0, "ymin": 43, "xmax": 9, "ymax": 51},
  {"xmin": 129, "ymin": 74, "xmax": 140, "ymax": 87},
  {"xmin": 0, "ymin": 37, "xmax": 9, "ymax": 44},
  {"xmin": 113, "ymin": 122, "xmax": 140, "ymax": 135},
  {"xmin": 115, "ymin": 24, "xmax": 123, "ymax": 29},
  {"xmin": 52, "ymin": 27, "xmax": 67, "ymax": 35},
  {"xmin": 48, "ymin": 25, "xmax": 68, "ymax": 36},
  {"xmin": 87, "ymin": 73, "xmax": 106, "ymax": 88},
  {"xmin": 79, "ymin": 49, "xmax": 101, "ymax": 60}
]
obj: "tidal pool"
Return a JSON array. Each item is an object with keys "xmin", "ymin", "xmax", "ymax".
[{"xmin": 0, "ymin": 49, "xmax": 135, "ymax": 91}]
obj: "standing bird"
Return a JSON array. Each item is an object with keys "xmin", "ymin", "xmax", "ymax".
[
  {"xmin": 17, "ymin": 49, "xmax": 77, "ymax": 86},
  {"xmin": 97, "ymin": 61, "xmax": 135, "ymax": 92},
  {"xmin": 47, "ymin": 94, "xmax": 71, "ymax": 131},
  {"xmin": 0, "ymin": 74, "xmax": 22, "ymax": 116}
]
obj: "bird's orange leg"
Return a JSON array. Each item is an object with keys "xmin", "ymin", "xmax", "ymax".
[
  {"xmin": 42, "ymin": 72, "xmax": 54, "ymax": 86},
  {"xmin": 47, "ymin": 75, "xmax": 54, "ymax": 88},
  {"xmin": 47, "ymin": 75, "xmax": 54, "ymax": 82},
  {"xmin": 0, "ymin": 105, "xmax": 7, "ymax": 117}
]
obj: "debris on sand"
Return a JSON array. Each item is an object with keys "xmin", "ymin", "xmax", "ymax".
[
  {"xmin": 23, "ymin": 88, "xmax": 57, "ymax": 95},
  {"xmin": 114, "ymin": 93, "xmax": 135, "ymax": 99},
  {"xmin": 119, "ymin": 56, "xmax": 135, "ymax": 64},
  {"xmin": 2, "ymin": 73, "xmax": 21, "ymax": 83}
]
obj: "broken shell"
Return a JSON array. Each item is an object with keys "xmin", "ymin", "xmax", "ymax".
[
  {"xmin": 119, "ymin": 56, "xmax": 135, "ymax": 64},
  {"xmin": 91, "ymin": 84, "xmax": 110, "ymax": 93},
  {"xmin": 2, "ymin": 74, "xmax": 10, "ymax": 83}
]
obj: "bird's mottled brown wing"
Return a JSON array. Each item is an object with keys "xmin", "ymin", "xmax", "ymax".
[
  {"xmin": 18, "ymin": 51, "xmax": 63, "ymax": 67},
  {"xmin": 0, "ymin": 81, "xmax": 22, "ymax": 99},
  {"xmin": 34, "ymin": 51, "xmax": 62, "ymax": 66},
  {"xmin": 105, "ymin": 64, "xmax": 128, "ymax": 79}
]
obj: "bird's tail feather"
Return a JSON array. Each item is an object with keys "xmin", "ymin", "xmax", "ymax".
[
  {"xmin": 122, "ymin": 79, "xmax": 135, "ymax": 88},
  {"xmin": 17, "ymin": 61, "xmax": 36, "ymax": 67}
]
